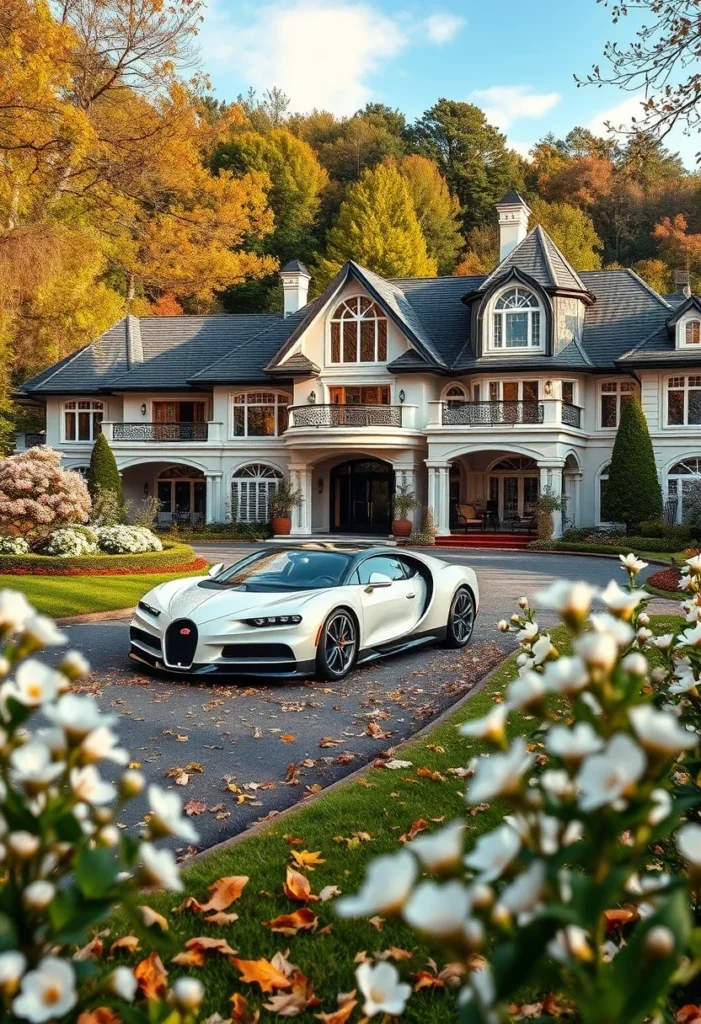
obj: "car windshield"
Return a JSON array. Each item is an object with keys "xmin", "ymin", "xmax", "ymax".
[{"xmin": 214, "ymin": 550, "xmax": 353, "ymax": 591}]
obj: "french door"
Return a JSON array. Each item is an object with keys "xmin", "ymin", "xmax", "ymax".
[{"xmin": 489, "ymin": 475, "xmax": 539, "ymax": 521}]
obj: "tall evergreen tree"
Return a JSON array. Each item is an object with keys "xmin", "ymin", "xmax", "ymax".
[
  {"xmin": 603, "ymin": 397, "xmax": 662, "ymax": 531},
  {"xmin": 88, "ymin": 433, "xmax": 124, "ymax": 508},
  {"xmin": 314, "ymin": 163, "xmax": 437, "ymax": 287}
]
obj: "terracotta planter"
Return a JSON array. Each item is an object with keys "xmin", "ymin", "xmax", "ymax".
[
  {"xmin": 272, "ymin": 516, "xmax": 292, "ymax": 536},
  {"xmin": 392, "ymin": 518, "xmax": 412, "ymax": 538}
]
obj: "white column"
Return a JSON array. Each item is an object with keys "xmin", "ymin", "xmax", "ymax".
[
  {"xmin": 204, "ymin": 473, "xmax": 224, "ymax": 524},
  {"xmin": 426, "ymin": 462, "xmax": 450, "ymax": 535},
  {"xmin": 427, "ymin": 465, "xmax": 438, "ymax": 528},
  {"xmin": 289, "ymin": 464, "xmax": 312, "ymax": 536},
  {"xmin": 394, "ymin": 466, "xmax": 417, "ymax": 528},
  {"xmin": 539, "ymin": 463, "xmax": 564, "ymax": 539}
]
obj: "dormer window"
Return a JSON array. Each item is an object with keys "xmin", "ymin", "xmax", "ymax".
[
  {"xmin": 330, "ymin": 296, "xmax": 388, "ymax": 364},
  {"xmin": 490, "ymin": 287, "xmax": 543, "ymax": 351},
  {"xmin": 685, "ymin": 320, "xmax": 701, "ymax": 346}
]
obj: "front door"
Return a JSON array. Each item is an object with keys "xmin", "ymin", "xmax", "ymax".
[{"xmin": 331, "ymin": 459, "xmax": 394, "ymax": 535}]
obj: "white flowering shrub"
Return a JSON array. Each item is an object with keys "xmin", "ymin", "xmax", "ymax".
[
  {"xmin": 0, "ymin": 589, "xmax": 205, "ymax": 1023},
  {"xmin": 0, "ymin": 536, "xmax": 30, "ymax": 555},
  {"xmin": 338, "ymin": 552, "xmax": 701, "ymax": 1022},
  {"xmin": 96, "ymin": 526, "xmax": 163, "ymax": 554},
  {"xmin": 43, "ymin": 527, "xmax": 98, "ymax": 557}
]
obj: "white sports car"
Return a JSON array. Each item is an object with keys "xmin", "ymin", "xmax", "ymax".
[{"xmin": 129, "ymin": 545, "xmax": 479, "ymax": 682}]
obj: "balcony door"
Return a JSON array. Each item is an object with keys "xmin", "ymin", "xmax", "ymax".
[
  {"xmin": 153, "ymin": 402, "xmax": 207, "ymax": 441},
  {"xmin": 329, "ymin": 386, "xmax": 390, "ymax": 406},
  {"xmin": 330, "ymin": 458, "xmax": 394, "ymax": 535},
  {"xmin": 488, "ymin": 457, "xmax": 539, "ymax": 524}
]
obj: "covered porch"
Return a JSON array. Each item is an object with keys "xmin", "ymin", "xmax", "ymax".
[{"xmin": 120, "ymin": 460, "xmax": 223, "ymax": 526}]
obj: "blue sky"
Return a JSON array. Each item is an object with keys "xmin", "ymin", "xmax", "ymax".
[{"xmin": 198, "ymin": 0, "xmax": 696, "ymax": 165}]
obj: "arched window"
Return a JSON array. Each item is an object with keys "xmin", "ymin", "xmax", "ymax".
[
  {"xmin": 63, "ymin": 400, "xmax": 103, "ymax": 442},
  {"xmin": 232, "ymin": 392, "xmax": 290, "ymax": 437},
  {"xmin": 330, "ymin": 297, "xmax": 388, "ymax": 363},
  {"xmin": 443, "ymin": 383, "xmax": 467, "ymax": 402},
  {"xmin": 231, "ymin": 464, "xmax": 282, "ymax": 523},
  {"xmin": 492, "ymin": 288, "xmax": 542, "ymax": 350},
  {"xmin": 667, "ymin": 458, "xmax": 701, "ymax": 522},
  {"xmin": 490, "ymin": 457, "xmax": 538, "ymax": 472},
  {"xmin": 685, "ymin": 320, "xmax": 701, "ymax": 346},
  {"xmin": 158, "ymin": 466, "xmax": 206, "ymax": 523}
]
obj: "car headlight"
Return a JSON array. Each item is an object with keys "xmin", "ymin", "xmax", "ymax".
[
  {"xmin": 242, "ymin": 615, "xmax": 302, "ymax": 627},
  {"xmin": 138, "ymin": 600, "xmax": 160, "ymax": 618}
]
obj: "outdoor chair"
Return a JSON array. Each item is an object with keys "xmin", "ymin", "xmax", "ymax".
[{"xmin": 454, "ymin": 503, "xmax": 484, "ymax": 532}]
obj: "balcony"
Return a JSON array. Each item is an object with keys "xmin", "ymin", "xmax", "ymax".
[
  {"xmin": 288, "ymin": 404, "xmax": 405, "ymax": 429},
  {"xmin": 111, "ymin": 422, "xmax": 209, "ymax": 442},
  {"xmin": 561, "ymin": 402, "xmax": 582, "ymax": 428},
  {"xmin": 14, "ymin": 432, "xmax": 46, "ymax": 451},
  {"xmin": 442, "ymin": 401, "xmax": 544, "ymax": 426}
]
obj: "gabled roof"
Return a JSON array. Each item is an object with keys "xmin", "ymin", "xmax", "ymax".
[
  {"xmin": 477, "ymin": 226, "xmax": 592, "ymax": 297},
  {"xmin": 267, "ymin": 353, "xmax": 320, "ymax": 377},
  {"xmin": 665, "ymin": 294, "xmax": 701, "ymax": 328},
  {"xmin": 616, "ymin": 289, "xmax": 701, "ymax": 368}
]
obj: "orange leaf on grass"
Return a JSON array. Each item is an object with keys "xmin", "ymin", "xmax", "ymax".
[
  {"xmin": 231, "ymin": 957, "xmax": 293, "ymax": 993},
  {"xmin": 204, "ymin": 911, "xmax": 240, "ymax": 925},
  {"xmin": 399, "ymin": 818, "xmax": 428, "ymax": 843},
  {"xmin": 263, "ymin": 970, "xmax": 320, "ymax": 1016},
  {"xmin": 177, "ymin": 875, "xmax": 249, "ymax": 914},
  {"xmin": 266, "ymin": 908, "xmax": 319, "ymax": 935},
  {"xmin": 314, "ymin": 1000, "xmax": 358, "ymax": 1024},
  {"xmin": 134, "ymin": 951, "xmax": 168, "ymax": 1000},
  {"xmin": 74, "ymin": 937, "xmax": 104, "ymax": 961},
  {"xmin": 172, "ymin": 936, "xmax": 237, "ymax": 966},
  {"xmin": 290, "ymin": 849, "xmax": 325, "ymax": 870},
  {"xmin": 230, "ymin": 993, "xmax": 260, "ymax": 1024},
  {"xmin": 603, "ymin": 906, "xmax": 639, "ymax": 931},
  {"xmin": 137, "ymin": 906, "xmax": 168, "ymax": 931},
  {"xmin": 283, "ymin": 866, "xmax": 319, "ymax": 902},
  {"xmin": 109, "ymin": 936, "xmax": 140, "ymax": 955},
  {"xmin": 677, "ymin": 1007, "xmax": 701, "ymax": 1024}
]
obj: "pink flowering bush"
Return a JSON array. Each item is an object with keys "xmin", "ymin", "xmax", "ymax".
[{"xmin": 0, "ymin": 448, "xmax": 91, "ymax": 542}]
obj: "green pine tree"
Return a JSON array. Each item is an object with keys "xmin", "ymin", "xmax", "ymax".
[
  {"xmin": 603, "ymin": 397, "xmax": 662, "ymax": 531},
  {"xmin": 88, "ymin": 432, "xmax": 124, "ymax": 510},
  {"xmin": 314, "ymin": 162, "xmax": 437, "ymax": 288}
]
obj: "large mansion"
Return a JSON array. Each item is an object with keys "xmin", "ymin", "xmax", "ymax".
[{"xmin": 17, "ymin": 191, "xmax": 701, "ymax": 539}]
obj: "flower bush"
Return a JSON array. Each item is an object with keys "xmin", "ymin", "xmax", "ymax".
[
  {"xmin": 96, "ymin": 526, "xmax": 163, "ymax": 554},
  {"xmin": 43, "ymin": 526, "xmax": 98, "ymax": 557},
  {"xmin": 0, "ymin": 536, "xmax": 30, "ymax": 555},
  {"xmin": 0, "ymin": 448, "xmax": 91, "ymax": 542},
  {"xmin": 338, "ymin": 552, "xmax": 701, "ymax": 1022},
  {"xmin": 0, "ymin": 589, "xmax": 206, "ymax": 1023}
]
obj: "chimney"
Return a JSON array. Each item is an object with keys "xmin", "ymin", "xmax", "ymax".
[
  {"xmin": 675, "ymin": 268, "xmax": 692, "ymax": 299},
  {"xmin": 280, "ymin": 260, "xmax": 311, "ymax": 317},
  {"xmin": 495, "ymin": 191, "xmax": 531, "ymax": 262}
]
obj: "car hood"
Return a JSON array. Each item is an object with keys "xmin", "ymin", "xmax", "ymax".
[{"xmin": 154, "ymin": 579, "xmax": 324, "ymax": 623}]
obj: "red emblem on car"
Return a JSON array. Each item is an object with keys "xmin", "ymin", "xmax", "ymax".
[{"xmin": 180, "ymin": 627, "xmax": 191, "ymax": 636}]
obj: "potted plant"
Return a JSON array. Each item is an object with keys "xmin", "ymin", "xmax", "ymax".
[
  {"xmin": 270, "ymin": 478, "xmax": 304, "ymax": 536},
  {"xmin": 392, "ymin": 482, "xmax": 419, "ymax": 538},
  {"xmin": 534, "ymin": 487, "xmax": 564, "ymax": 542}
]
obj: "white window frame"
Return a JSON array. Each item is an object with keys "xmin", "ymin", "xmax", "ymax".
[
  {"xmin": 231, "ymin": 391, "xmax": 290, "ymax": 439},
  {"xmin": 328, "ymin": 295, "xmax": 389, "ymax": 365},
  {"xmin": 62, "ymin": 400, "xmax": 104, "ymax": 443},
  {"xmin": 666, "ymin": 457, "xmax": 701, "ymax": 522},
  {"xmin": 561, "ymin": 380, "xmax": 577, "ymax": 405},
  {"xmin": 487, "ymin": 379, "xmax": 540, "ymax": 401},
  {"xmin": 677, "ymin": 317, "xmax": 701, "ymax": 349},
  {"xmin": 486, "ymin": 286, "xmax": 544, "ymax": 354},
  {"xmin": 230, "ymin": 463, "xmax": 283, "ymax": 523},
  {"xmin": 597, "ymin": 379, "xmax": 636, "ymax": 430},
  {"xmin": 441, "ymin": 382, "xmax": 468, "ymax": 402},
  {"xmin": 665, "ymin": 374, "xmax": 701, "ymax": 428}
]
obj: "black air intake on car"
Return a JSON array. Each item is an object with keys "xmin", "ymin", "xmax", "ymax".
[
  {"xmin": 164, "ymin": 619, "xmax": 198, "ymax": 668},
  {"xmin": 129, "ymin": 626, "xmax": 162, "ymax": 653}
]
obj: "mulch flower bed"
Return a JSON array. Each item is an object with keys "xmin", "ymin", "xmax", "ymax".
[
  {"xmin": 646, "ymin": 567, "xmax": 682, "ymax": 593},
  {"xmin": 1, "ymin": 557, "xmax": 208, "ymax": 576}
]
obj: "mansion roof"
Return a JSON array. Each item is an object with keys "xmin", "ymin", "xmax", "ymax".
[{"xmin": 19, "ymin": 224, "xmax": 688, "ymax": 397}]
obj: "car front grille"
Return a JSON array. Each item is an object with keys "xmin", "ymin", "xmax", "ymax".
[
  {"xmin": 129, "ymin": 626, "xmax": 162, "ymax": 653},
  {"xmin": 164, "ymin": 619, "xmax": 198, "ymax": 668},
  {"xmin": 221, "ymin": 643, "xmax": 295, "ymax": 661}
]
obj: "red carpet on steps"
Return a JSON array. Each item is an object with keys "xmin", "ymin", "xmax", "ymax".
[{"xmin": 435, "ymin": 533, "xmax": 532, "ymax": 550}]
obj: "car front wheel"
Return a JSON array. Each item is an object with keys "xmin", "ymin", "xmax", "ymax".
[
  {"xmin": 316, "ymin": 609, "xmax": 358, "ymax": 681},
  {"xmin": 441, "ymin": 587, "xmax": 475, "ymax": 648}
]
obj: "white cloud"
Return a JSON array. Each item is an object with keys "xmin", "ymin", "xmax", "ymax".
[
  {"xmin": 469, "ymin": 85, "xmax": 561, "ymax": 131},
  {"xmin": 424, "ymin": 13, "xmax": 465, "ymax": 45},
  {"xmin": 508, "ymin": 140, "xmax": 534, "ymax": 160},
  {"xmin": 199, "ymin": 1, "xmax": 409, "ymax": 115},
  {"xmin": 586, "ymin": 95, "xmax": 649, "ymax": 135}
]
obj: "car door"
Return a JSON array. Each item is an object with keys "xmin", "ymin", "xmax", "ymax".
[{"xmin": 356, "ymin": 555, "xmax": 417, "ymax": 647}]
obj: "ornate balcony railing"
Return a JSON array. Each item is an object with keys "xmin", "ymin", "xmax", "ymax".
[
  {"xmin": 23, "ymin": 433, "xmax": 46, "ymax": 448},
  {"xmin": 442, "ymin": 401, "xmax": 544, "ymax": 426},
  {"xmin": 562, "ymin": 402, "xmax": 583, "ymax": 428},
  {"xmin": 112, "ymin": 422, "xmax": 208, "ymax": 442},
  {"xmin": 289, "ymin": 404, "xmax": 403, "ymax": 428}
]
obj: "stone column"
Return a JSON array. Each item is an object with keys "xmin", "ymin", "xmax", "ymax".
[
  {"xmin": 289, "ymin": 464, "xmax": 312, "ymax": 536},
  {"xmin": 205, "ymin": 472, "xmax": 223, "ymax": 524}
]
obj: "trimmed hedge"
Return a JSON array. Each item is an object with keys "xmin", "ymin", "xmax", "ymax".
[
  {"xmin": 0, "ymin": 541, "xmax": 200, "ymax": 575},
  {"xmin": 529, "ymin": 538, "xmax": 683, "ymax": 556}
]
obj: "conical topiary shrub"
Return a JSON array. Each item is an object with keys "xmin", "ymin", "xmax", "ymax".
[
  {"xmin": 87, "ymin": 432, "xmax": 125, "ymax": 519},
  {"xmin": 603, "ymin": 396, "xmax": 662, "ymax": 532}
]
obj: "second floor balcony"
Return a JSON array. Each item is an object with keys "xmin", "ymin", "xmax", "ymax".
[
  {"xmin": 436, "ymin": 400, "xmax": 582, "ymax": 430},
  {"xmin": 106, "ymin": 422, "xmax": 211, "ymax": 442},
  {"xmin": 288, "ymin": 403, "xmax": 413, "ymax": 429}
]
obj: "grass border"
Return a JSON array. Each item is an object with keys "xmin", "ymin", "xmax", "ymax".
[{"xmin": 0, "ymin": 541, "xmax": 197, "ymax": 575}]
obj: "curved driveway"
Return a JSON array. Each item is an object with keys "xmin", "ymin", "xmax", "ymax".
[{"xmin": 58, "ymin": 548, "xmax": 666, "ymax": 851}]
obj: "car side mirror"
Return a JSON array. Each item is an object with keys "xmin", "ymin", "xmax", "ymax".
[
  {"xmin": 208, "ymin": 562, "xmax": 225, "ymax": 578},
  {"xmin": 364, "ymin": 573, "xmax": 393, "ymax": 592}
]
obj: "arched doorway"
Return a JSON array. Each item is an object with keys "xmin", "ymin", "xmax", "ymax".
[
  {"xmin": 158, "ymin": 465, "xmax": 206, "ymax": 525},
  {"xmin": 487, "ymin": 456, "xmax": 539, "ymax": 523},
  {"xmin": 330, "ymin": 458, "xmax": 394, "ymax": 535}
]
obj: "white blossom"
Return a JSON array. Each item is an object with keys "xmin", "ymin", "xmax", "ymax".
[
  {"xmin": 6, "ymin": 661, "xmax": 63, "ymax": 707},
  {"xmin": 138, "ymin": 843, "xmax": 183, "ymax": 891},
  {"xmin": 409, "ymin": 820, "xmax": 464, "ymax": 872},
  {"xmin": 500, "ymin": 859, "xmax": 546, "ymax": 914},
  {"xmin": 507, "ymin": 672, "xmax": 546, "ymax": 710},
  {"xmin": 45, "ymin": 694, "xmax": 116, "ymax": 742},
  {"xmin": 623, "ymin": 652, "xmax": 648, "ymax": 675},
  {"xmin": 107, "ymin": 967, "xmax": 137, "ymax": 1002},
  {"xmin": 619, "ymin": 553, "xmax": 648, "ymax": 575},
  {"xmin": 649, "ymin": 788, "xmax": 672, "ymax": 827},
  {"xmin": 147, "ymin": 786, "xmax": 198, "ymax": 843},
  {"xmin": 535, "ymin": 580, "xmax": 596, "ymax": 618},
  {"xmin": 531, "ymin": 634, "xmax": 554, "ymax": 665},
  {"xmin": 599, "ymin": 580, "xmax": 649, "ymax": 618},
  {"xmin": 539, "ymin": 770, "xmax": 576, "ymax": 800},
  {"xmin": 589, "ymin": 612, "xmax": 635, "ymax": 646},
  {"xmin": 464, "ymin": 824, "xmax": 521, "ymax": 882},
  {"xmin": 546, "ymin": 722, "xmax": 603, "ymax": 761},
  {"xmin": 59, "ymin": 652, "xmax": 90, "ymax": 679},
  {"xmin": 356, "ymin": 961, "xmax": 411, "ymax": 1017},
  {"xmin": 22, "ymin": 881, "xmax": 54, "ymax": 912},
  {"xmin": 677, "ymin": 822, "xmax": 701, "ymax": 867},
  {"xmin": 459, "ymin": 705, "xmax": 508, "ymax": 744},
  {"xmin": 336, "ymin": 850, "xmax": 417, "ymax": 917},
  {"xmin": 81, "ymin": 726, "xmax": 129, "ymax": 766},
  {"xmin": 8, "ymin": 832, "xmax": 39, "ymax": 859},
  {"xmin": 516, "ymin": 622, "xmax": 539, "ymax": 643},
  {"xmin": 70, "ymin": 765, "xmax": 116, "ymax": 805},
  {"xmin": 541, "ymin": 655, "xmax": 590, "ymax": 696},
  {"xmin": 678, "ymin": 622, "xmax": 701, "ymax": 648},
  {"xmin": 629, "ymin": 704, "xmax": 697, "ymax": 755},
  {"xmin": 10, "ymin": 743, "xmax": 64, "ymax": 792},
  {"xmin": 0, "ymin": 951, "xmax": 26, "ymax": 993},
  {"xmin": 0, "ymin": 591, "xmax": 33, "ymax": 634},
  {"xmin": 548, "ymin": 925, "xmax": 593, "ymax": 963},
  {"xmin": 576, "ymin": 733, "xmax": 647, "ymax": 811},
  {"xmin": 172, "ymin": 977, "xmax": 205, "ymax": 1012},
  {"xmin": 654, "ymin": 633, "xmax": 675, "ymax": 651},
  {"xmin": 686, "ymin": 554, "xmax": 701, "ymax": 574},
  {"xmin": 402, "ymin": 880, "xmax": 472, "ymax": 938},
  {"xmin": 23, "ymin": 615, "xmax": 66, "ymax": 648},
  {"xmin": 466, "ymin": 738, "xmax": 535, "ymax": 805},
  {"xmin": 574, "ymin": 632, "xmax": 619, "ymax": 673},
  {"xmin": 12, "ymin": 957, "xmax": 76, "ymax": 1023}
]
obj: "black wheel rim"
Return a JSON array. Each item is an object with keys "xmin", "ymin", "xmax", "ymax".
[
  {"xmin": 452, "ymin": 592, "xmax": 474, "ymax": 643},
  {"xmin": 325, "ymin": 613, "xmax": 356, "ymax": 674}
]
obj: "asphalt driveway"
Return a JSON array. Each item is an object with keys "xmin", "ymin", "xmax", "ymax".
[{"xmin": 56, "ymin": 548, "xmax": 665, "ymax": 853}]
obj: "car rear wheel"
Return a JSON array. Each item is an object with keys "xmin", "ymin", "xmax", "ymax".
[
  {"xmin": 316, "ymin": 609, "xmax": 358, "ymax": 681},
  {"xmin": 441, "ymin": 587, "xmax": 475, "ymax": 648}
]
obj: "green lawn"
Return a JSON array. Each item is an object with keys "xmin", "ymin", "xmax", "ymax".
[
  {"xmin": 105, "ymin": 615, "xmax": 681, "ymax": 1023},
  {"xmin": 0, "ymin": 568, "xmax": 206, "ymax": 618}
]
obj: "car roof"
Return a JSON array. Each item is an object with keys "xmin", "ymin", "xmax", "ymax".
[{"xmin": 277, "ymin": 543, "xmax": 400, "ymax": 556}]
